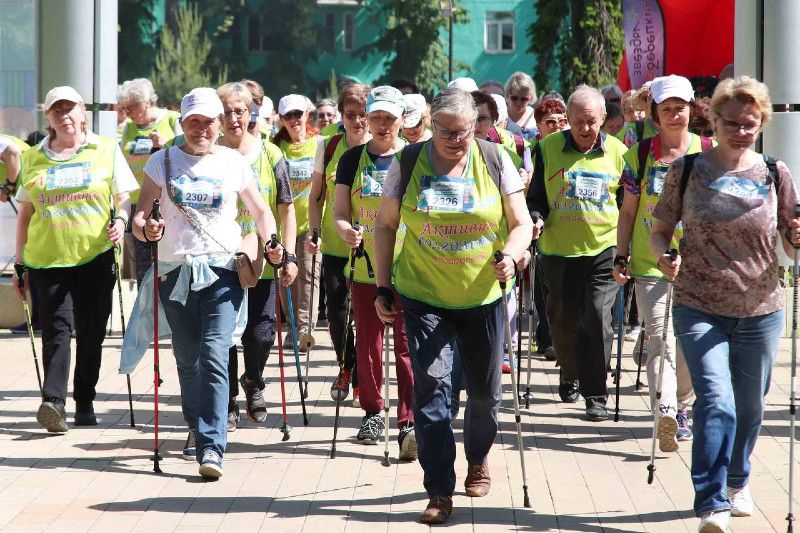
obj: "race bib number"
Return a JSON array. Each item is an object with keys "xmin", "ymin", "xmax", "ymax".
[
  {"xmin": 132, "ymin": 137, "xmax": 153, "ymax": 155},
  {"xmin": 710, "ymin": 175, "xmax": 770, "ymax": 201},
  {"xmin": 649, "ymin": 168, "xmax": 667, "ymax": 196},
  {"xmin": 287, "ymin": 159, "xmax": 312, "ymax": 181},
  {"xmin": 46, "ymin": 162, "xmax": 91, "ymax": 190},
  {"xmin": 574, "ymin": 175, "xmax": 603, "ymax": 202},
  {"xmin": 417, "ymin": 175, "xmax": 472, "ymax": 212},
  {"xmin": 174, "ymin": 175, "xmax": 223, "ymax": 208},
  {"xmin": 361, "ymin": 168, "xmax": 387, "ymax": 197}
]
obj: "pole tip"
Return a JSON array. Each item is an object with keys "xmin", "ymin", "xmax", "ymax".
[{"xmin": 523, "ymin": 486, "xmax": 531, "ymax": 508}]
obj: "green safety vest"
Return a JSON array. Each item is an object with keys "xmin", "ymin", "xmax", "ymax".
[
  {"xmin": 0, "ymin": 134, "xmax": 30, "ymax": 184},
  {"xmin": 120, "ymin": 109, "xmax": 180, "ymax": 204},
  {"xmin": 394, "ymin": 140, "xmax": 508, "ymax": 309},
  {"xmin": 537, "ymin": 131, "xmax": 627, "ymax": 257},
  {"xmin": 320, "ymin": 135, "xmax": 352, "ymax": 258},
  {"xmin": 278, "ymin": 135, "xmax": 319, "ymax": 236},
  {"xmin": 320, "ymin": 122, "xmax": 345, "ymax": 139},
  {"xmin": 236, "ymin": 140, "xmax": 283, "ymax": 280},
  {"xmin": 20, "ymin": 135, "xmax": 117, "ymax": 268},
  {"xmin": 616, "ymin": 117, "xmax": 658, "ymax": 148}
]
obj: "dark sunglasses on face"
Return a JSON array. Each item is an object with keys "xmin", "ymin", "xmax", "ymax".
[
  {"xmin": 509, "ymin": 95, "xmax": 531, "ymax": 102},
  {"xmin": 282, "ymin": 110, "xmax": 303, "ymax": 120}
]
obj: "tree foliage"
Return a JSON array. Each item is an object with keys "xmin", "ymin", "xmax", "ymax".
[
  {"xmin": 528, "ymin": 0, "xmax": 624, "ymax": 95},
  {"xmin": 118, "ymin": 0, "xmax": 158, "ymax": 82}
]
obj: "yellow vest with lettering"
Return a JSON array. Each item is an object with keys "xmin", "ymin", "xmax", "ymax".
[
  {"xmin": 320, "ymin": 135, "xmax": 352, "ymax": 258},
  {"xmin": 278, "ymin": 135, "xmax": 319, "ymax": 236},
  {"xmin": 120, "ymin": 109, "xmax": 180, "ymax": 204}
]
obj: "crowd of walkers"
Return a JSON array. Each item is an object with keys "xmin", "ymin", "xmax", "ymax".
[{"xmin": 2, "ymin": 66, "xmax": 798, "ymax": 532}]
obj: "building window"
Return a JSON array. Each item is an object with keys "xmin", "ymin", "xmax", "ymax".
[
  {"xmin": 343, "ymin": 12, "xmax": 355, "ymax": 51},
  {"xmin": 485, "ymin": 11, "xmax": 514, "ymax": 53},
  {"xmin": 323, "ymin": 12, "xmax": 336, "ymax": 49}
]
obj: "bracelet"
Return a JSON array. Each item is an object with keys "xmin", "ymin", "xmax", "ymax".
[{"xmin": 373, "ymin": 286, "xmax": 394, "ymax": 304}]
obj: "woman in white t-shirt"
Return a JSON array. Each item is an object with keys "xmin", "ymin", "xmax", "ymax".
[{"xmin": 133, "ymin": 88, "xmax": 283, "ymax": 480}]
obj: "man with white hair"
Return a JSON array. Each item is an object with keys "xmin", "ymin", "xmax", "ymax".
[{"xmin": 526, "ymin": 85, "xmax": 628, "ymax": 421}]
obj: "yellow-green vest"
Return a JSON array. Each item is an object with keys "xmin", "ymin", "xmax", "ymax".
[
  {"xmin": 120, "ymin": 109, "xmax": 180, "ymax": 204},
  {"xmin": 616, "ymin": 117, "xmax": 658, "ymax": 148},
  {"xmin": 20, "ymin": 136, "xmax": 117, "ymax": 268},
  {"xmin": 0, "ymin": 134, "xmax": 30, "ymax": 184},
  {"xmin": 320, "ymin": 135, "xmax": 352, "ymax": 258},
  {"xmin": 278, "ymin": 135, "xmax": 319, "ymax": 236},
  {"xmin": 537, "ymin": 131, "xmax": 627, "ymax": 257}
]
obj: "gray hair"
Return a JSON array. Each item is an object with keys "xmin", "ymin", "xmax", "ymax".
[
  {"xmin": 431, "ymin": 88, "xmax": 477, "ymax": 123},
  {"xmin": 600, "ymin": 84, "xmax": 623, "ymax": 101},
  {"xmin": 504, "ymin": 71, "xmax": 537, "ymax": 99},
  {"xmin": 217, "ymin": 82, "xmax": 254, "ymax": 112},
  {"xmin": 567, "ymin": 84, "xmax": 606, "ymax": 114},
  {"xmin": 122, "ymin": 78, "xmax": 158, "ymax": 106},
  {"xmin": 116, "ymin": 83, "xmax": 128, "ymax": 105}
]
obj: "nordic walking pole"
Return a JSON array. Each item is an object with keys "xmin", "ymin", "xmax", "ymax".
[
  {"xmin": 270, "ymin": 235, "xmax": 291, "ymax": 441},
  {"xmin": 787, "ymin": 204, "xmax": 800, "ymax": 533},
  {"xmin": 524, "ymin": 244, "xmax": 537, "ymax": 409},
  {"xmin": 111, "ymin": 201, "xmax": 135, "ymax": 427},
  {"xmin": 148, "ymin": 199, "xmax": 163, "ymax": 473},
  {"xmin": 301, "ymin": 228, "xmax": 320, "ymax": 400},
  {"xmin": 284, "ymin": 283, "xmax": 309, "ymax": 426},
  {"xmin": 647, "ymin": 249, "xmax": 678, "ymax": 484},
  {"xmin": 330, "ymin": 222, "xmax": 361, "ymax": 459},
  {"xmin": 14, "ymin": 263, "xmax": 43, "ymax": 398},
  {"xmin": 634, "ymin": 329, "xmax": 646, "ymax": 391},
  {"xmin": 495, "ymin": 251, "xmax": 531, "ymax": 508},
  {"xmin": 516, "ymin": 266, "xmax": 524, "ymax": 402},
  {"xmin": 613, "ymin": 285, "xmax": 625, "ymax": 422},
  {"xmin": 382, "ymin": 323, "xmax": 391, "ymax": 467}
]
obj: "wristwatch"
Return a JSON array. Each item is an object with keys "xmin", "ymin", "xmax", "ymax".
[{"xmin": 284, "ymin": 252, "xmax": 297, "ymax": 265}]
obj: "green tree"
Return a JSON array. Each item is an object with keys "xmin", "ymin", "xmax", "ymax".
[
  {"xmin": 528, "ymin": 0, "xmax": 624, "ymax": 95},
  {"xmin": 150, "ymin": 2, "xmax": 228, "ymax": 106},
  {"xmin": 118, "ymin": 0, "xmax": 158, "ymax": 81}
]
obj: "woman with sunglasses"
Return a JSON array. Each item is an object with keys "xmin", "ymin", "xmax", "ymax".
[
  {"xmin": 651, "ymin": 76, "xmax": 800, "ymax": 532},
  {"xmin": 273, "ymin": 95, "xmax": 323, "ymax": 351},
  {"xmin": 307, "ymin": 83, "xmax": 372, "ymax": 405},
  {"xmin": 217, "ymin": 82, "xmax": 297, "ymax": 431},
  {"xmin": 373, "ymin": 88, "xmax": 533, "ymax": 524},
  {"xmin": 504, "ymin": 71, "xmax": 538, "ymax": 141}
]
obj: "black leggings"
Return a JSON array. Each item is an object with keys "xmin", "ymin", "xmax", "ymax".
[
  {"xmin": 322, "ymin": 254, "xmax": 357, "ymax": 384},
  {"xmin": 229, "ymin": 278, "xmax": 277, "ymax": 395}
]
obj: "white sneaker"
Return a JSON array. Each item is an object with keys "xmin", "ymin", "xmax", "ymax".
[
  {"xmin": 698, "ymin": 510, "xmax": 730, "ymax": 533},
  {"xmin": 624, "ymin": 326, "xmax": 641, "ymax": 342},
  {"xmin": 729, "ymin": 484, "xmax": 753, "ymax": 517}
]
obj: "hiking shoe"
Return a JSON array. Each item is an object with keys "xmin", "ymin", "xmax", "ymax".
[
  {"xmin": 36, "ymin": 398, "xmax": 68, "ymax": 433},
  {"xmin": 227, "ymin": 399, "xmax": 239, "ymax": 432},
  {"xmin": 182, "ymin": 429, "xmax": 197, "ymax": 461},
  {"xmin": 698, "ymin": 510, "xmax": 729, "ymax": 533},
  {"xmin": 356, "ymin": 412, "xmax": 384, "ymax": 444},
  {"xmin": 625, "ymin": 326, "xmax": 641, "ymax": 342},
  {"xmin": 398, "ymin": 423, "xmax": 417, "ymax": 461},
  {"xmin": 464, "ymin": 463, "xmax": 491, "ymax": 497},
  {"xmin": 585, "ymin": 398, "xmax": 608, "ymax": 422},
  {"xmin": 10, "ymin": 322, "xmax": 40, "ymax": 334},
  {"xmin": 330, "ymin": 369, "xmax": 352, "ymax": 401},
  {"xmin": 544, "ymin": 346, "xmax": 557, "ymax": 361},
  {"xmin": 656, "ymin": 412, "xmax": 679, "ymax": 452},
  {"xmin": 240, "ymin": 375, "xmax": 267, "ymax": 423},
  {"xmin": 558, "ymin": 380, "xmax": 579, "ymax": 403},
  {"xmin": 74, "ymin": 402, "xmax": 97, "ymax": 426},
  {"xmin": 729, "ymin": 484, "xmax": 753, "ymax": 517},
  {"xmin": 352, "ymin": 386, "xmax": 361, "ymax": 408},
  {"xmin": 676, "ymin": 409, "xmax": 694, "ymax": 441},
  {"xmin": 198, "ymin": 449, "xmax": 223, "ymax": 480},
  {"xmin": 419, "ymin": 495, "xmax": 453, "ymax": 524}
]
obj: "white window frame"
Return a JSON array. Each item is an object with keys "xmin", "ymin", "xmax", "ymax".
[
  {"xmin": 343, "ymin": 12, "xmax": 355, "ymax": 52},
  {"xmin": 484, "ymin": 11, "xmax": 515, "ymax": 54}
]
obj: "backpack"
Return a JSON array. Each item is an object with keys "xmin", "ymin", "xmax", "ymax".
[
  {"xmin": 487, "ymin": 127, "xmax": 525, "ymax": 158},
  {"xmin": 679, "ymin": 152, "xmax": 779, "ymax": 203},
  {"xmin": 636, "ymin": 135, "xmax": 714, "ymax": 185},
  {"xmin": 316, "ymin": 133, "xmax": 345, "ymax": 202}
]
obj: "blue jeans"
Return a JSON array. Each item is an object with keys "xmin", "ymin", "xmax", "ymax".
[
  {"xmin": 402, "ymin": 296, "xmax": 504, "ymax": 497},
  {"xmin": 160, "ymin": 267, "xmax": 243, "ymax": 462},
  {"xmin": 672, "ymin": 304, "xmax": 784, "ymax": 515}
]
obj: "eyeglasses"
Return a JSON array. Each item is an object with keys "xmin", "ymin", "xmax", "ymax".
[
  {"xmin": 717, "ymin": 116, "xmax": 761, "ymax": 135},
  {"xmin": 433, "ymin": 123, "xmax": 474, "ymax": 141},
  {"xmin": 509, "ymin": 95, "xmax": 531, "ymax": 103},
  {"xmin": 223, "ymin": 108, "xmax": 248, "ymax": 120},
  {"xmin": 282, "ymin": 110, "xmax": 304, "ymax": 120},
  {"xmin": 368, "ymin": 114, "xmax": 399, "ymax": 126},
  {"xmin": 476, "ymin": 114, "xmax": 493, "ymax": 125},
  {"xmin": 344, "ymin": 112, "xmax": 366, "ymax": 122},
  {"xmin": 543, "ymin": 117, "xmax": 568, "ymax": 128}
]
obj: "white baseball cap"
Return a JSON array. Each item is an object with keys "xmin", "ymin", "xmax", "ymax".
[
  {"xmin": 260, "ymin": 96, "xmax": 274, "ymax": 118},
  {"xmin": 447, "ymin": 77, "xmax": 479, "ymax": 92},
  {"xmin": 650, "ymin": 75, "xmax": 694, "ymax": 104},
  {"xmin": 367, "ymin": 86, "xmax": 406, "ymax": 118},
  {"xmin": 491, "ymin": 94, "xmax": 508, "ymax": 125},
  {"xmin": 402, "ymin": 94, "xmax": 427, "ymax": 128},
  {"xmin": 278, "ymin": 94, "xmax": 307, "ymax": 116},
  {"xmin": 44, "ymin": 86, "xmax": 84, "ymax": 111},
  {"xmin": 180, "ymin": 87, "xmax": 224, "ymax": 120}
]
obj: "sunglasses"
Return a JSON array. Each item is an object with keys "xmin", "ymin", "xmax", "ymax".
[
  {"xmin": 509, "ymin": 95, "xmax": 531, "ymax": 103},
  {"xmin": 282, "ymin": 110, "xmax": 304, "ymax": 120}
]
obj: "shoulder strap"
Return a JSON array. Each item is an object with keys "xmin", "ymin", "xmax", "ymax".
[
  {"xmin": 634, "ymin": 120, "xmax": 644, "ymax": 142},
  {"xmin": 323, "ymin": 133, "xmax": 344, "ymax": 171},
  {"xmin": 700, "ymin": 135, "xmax": 713, "ymax": 152},
  {"xmin": 398, "ymin": 142, "xmax": 426, "ymax": 198},
  {"xmin": 514, "ymin": 134, "xmax": 525, "ymax": 158},
  {"xmin": 636, "ymin": 137, "xmax": 653, "ymax": 185},
  {"xmin": 476, "ymin": 138, "xmax": 503, "ymax": 189},
  {"xmin": 679, "ymin": 153, "xmax": 699, "ymax": 200},
  {"xmin": 486, "ymin": 127, "xmax": 502, "ymax": 144}
]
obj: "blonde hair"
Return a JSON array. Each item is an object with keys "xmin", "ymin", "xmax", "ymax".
[
  {"xmin": 504, "ymin": 71, "xmax": 537, "ymax": 99},
  {"xmin": 621, "ymin": 90, "xmax": 637, "ymax": 110},
  {"xmin": 217, "ymin": 82, "xmax": 254, "ymax": 113},
  {"xmin": 710, "ymin": 75, "xmax": 772, "ymax": 125},
  {"xmin": 241, "ymin": 79, "xmax": 264, "ymax": 106},
  {"xmin": 45, "ymin": 101, "xmax": 89, "ymax": 140}
]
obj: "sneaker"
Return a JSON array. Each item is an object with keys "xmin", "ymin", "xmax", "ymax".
[
  {"xmin": 676, "ymin": 409, "xmax": 694, "ymax": 441},
  {"xmin": 356, "ymin": 412, "xmax": 384, "ymax": 444},
  {"xmin": 558, "ymin": 380, "xmax": 579, "ymax": 403},
  {"xmin": 419, "ymin": 495, "xmax": 453, "ymax": 524},
  {"xmin": 227, "ymin": 399, "xmax": 239, "ymax": 432},
  {"xmin": 239, "ymin": 375, "xmax": 267, "ymax": 423},
  {"xmin": 502, "ymin": 355, "xmax": 512, "ymax": 374},
  {"xmin": 330, "ymin": 369, "xmax": 352, "ymax": 401},
  {"xmin": 74, "ymin": 402, "xmax": 98, "ymax": 426},
  {"xmin": 585, "ymin": 398, "xmax": 608, "ymax": 422},
  {"xmin": 198, "ymin": 449, "xmax": 223, "ymax": 480},
  {"xmin": 182, "ymin": 429, "xmax": 197, "ymax": 461},
  {"xmin": 656, "ymin": 411, "xmax": 679, "ymax": 452},
  {"xmin": 729, "ymin": 484, "xmax": 753, "ymax": 517},
  {"xmin": 697, "ymin": 510, "xmax": 730, "ymax": 532},
  {"xmin": 36, "ymin": 398, "xmax": 68, "ymax": 433},
  {"xmin": 352, "ymin": 386, "xmax": 361, "ymax": 408},
  {"xmin": 10, "ymin": 322, "xmax": 40, "ymax": 335},
  {"xmin": 464, "ymin": 463, "xmax": 491, "ymax": 497},
  {"xmin": 544, "ymin": 346, "xmax": 557, "ymax": 361},
  {"xmin": 398, "ymin": 423, "xmax": 417, "ymax": 461},
  {"xmin": 625, "ymin": 326, "xmax": 641, "ymax": 342}
]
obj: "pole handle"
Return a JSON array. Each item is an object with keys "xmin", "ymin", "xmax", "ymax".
[
  {"xmin": 494, "ymin": 250, "xmax": 507, "ymax": 290},
  {"xmin": 151, "ymin": 199, "xmax": 161, "ymax": 222},
  {"xmin": 311, "ymin": 227, "xmax": 319, "ymax": 244}
]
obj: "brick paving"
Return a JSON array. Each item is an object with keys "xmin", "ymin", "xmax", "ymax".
[{"xmin": 0, "ymin": 316, "xmax": 798, "ymax": 532}]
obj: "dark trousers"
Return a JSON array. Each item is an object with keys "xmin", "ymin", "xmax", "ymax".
[
  {"xmin": 30, "ymin": 248, "xmax": 115, "ymax": 404},
  {"xmin": 229, "ymin": 278, "xmax": 277, "ymax": 395},
  {"xmin": 541, "ymin": 247, "xmax": 617, "ymax": 401},
  {"xmin": 322, "ymin": 254, "xmax": 357, "ymax": 385},
  {"xmin": 533, "ymin": 252, "xmax": 552, "ymax": 349}
]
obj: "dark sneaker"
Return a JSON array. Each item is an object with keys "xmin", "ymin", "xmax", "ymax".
[
  {"xmin": 227, "ymin": 399, "xmax": 239, "ymax": 432},
  {"xmin": 676, "ymin": 409, "xmax": 693, "ymax": 441},
  {"xmin": 330, "ymin": 369, "xmax": 352, "ymax": 401},
  {"xmin": 356, "ymin": 412, "xmax": 384, "ymax": 444},
  {"xmin": 464, "ymin": 463, "xmax": 491, "ymax": 497},
  {"xmin": 198, "ymin": 449, "xmax": 223, "ymax": 479},
  {"xmin": 239, "ymin": 375, "xmax": 267, "ymax": 423},
  {"xmin": 558, "ymin": 380, "xmax": 579, "ymax": 403},
  {"xmin": 419, "ymin": 495, "xmax": 453, "ymax": 524},
  {"xmin": 656, "ymin": 411, "xmax": 679, "ymax": 452},
  {"xmin": 74, "ymin": 402, "xmax": 97, "ymax": 426},
  {"xmin": 182, "ymin": 429, "xmax": 197, "ymax": 461},
  {"xmin": 544, "ymin": 346, "xmax": 557, "ymax": 361},
  {"xmin": 398, "ymin": 423, "xmax": 417, "ymax": 461},
  {"xmin": 585, "ymin": 398, "xmax": 608, "ymax": 422},
  {"xmin": 36, "ymin": 398, "xmax": 68, "ymax": 433},
  {"xmin": 10, "ymin": 322, "xmax": 40, "ymax": 335}
]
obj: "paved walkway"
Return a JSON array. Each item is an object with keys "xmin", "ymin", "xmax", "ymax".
[{"xmin": 0, "ymin": 315, "xmax": 798, "ymax": 532}]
